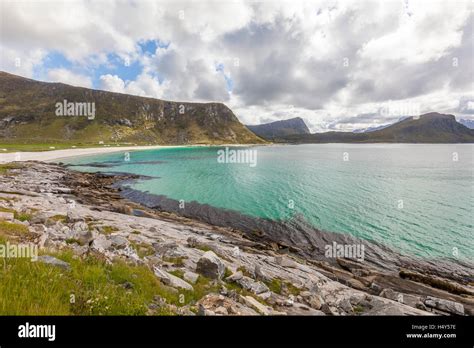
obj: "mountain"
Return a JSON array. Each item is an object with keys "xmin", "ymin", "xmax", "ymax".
[
  {"xmin": 281, "ymin": 113, "xmax": 474, "ymax": 143},
  {"xmin": 352, "ymin": 124, "xmax": 391, "ymax": 133},
  {"xmin": 352, "ymin": 116, "xmax": 411, "ymax": 133},
  {"xmin": 246, "ymin": 117, "xmax": 310, "ymax": 140},
  {"xmin": 0, "ymin": 71, "xmax": 264, "ymax": 145},
  {"xmin": 459, "ymin": 118, "xmax": 474, "ymax": 129}
]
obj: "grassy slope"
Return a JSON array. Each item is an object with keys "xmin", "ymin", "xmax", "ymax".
[
  {"xmin": 0, "ymin": 222, "xmax": 218, "ymax": 315},
  {"xmin": 0, "ymin": 71, "xmax": 265, "ymax": 146}
]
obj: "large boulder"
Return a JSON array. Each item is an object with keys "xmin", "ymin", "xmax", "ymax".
[
  {"xmin": 196, "ymin": 251, "xmax": 225, "ymax": 279},
  {"xmin": 71, "ymin": 221, "xmax": 93, "ymax": 245}
]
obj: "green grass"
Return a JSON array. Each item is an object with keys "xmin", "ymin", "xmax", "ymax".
[
  {"xmin": 179, "ymin": 276, "xmax": 221, "ymax": 305},
  {"xmin": 65, "ymin": 238, "xmax": 81, "ymax": 245},
  {"xmin": 222, "ymin": 277, "xmax": 267, "ymax": 304},
  {"xmin": 100, "ymin": 225, "xmax": 119, "ymax": 235},
  {"xmin": 224, "ymin": 267, "xmax": 233, "ymax": 278},
  {"xmin": 195, "ymin": 245, "xmax": 213, "ymax": 252},
  {"xmin": 0, "ymin": 232, "xmax": 236, "ymax": 315},
  {"xmin": 265, "ymin": 278, "xmax": 301, "ymax": 296},
  {"xmin": 0, "ymin": 143, "xmax": 133, "ymax": 153},
  {"xmin": 285, "ymin": 282, "xmax": 301, "ymax": 296},
  {"xmin": 129, "ymin": 241, "xmax": 155, "ymax": 258},
  {"xmin": 157, "ymin": 269, "xmax": 223, "ymax": 306},
  {"xmin": 266, "ymin": 278, "xmax": 283, "ymax": 294},
  {"xmin": 236, "ymin": 265, "xmax": 253, "ymax": 277},
  {"xmin": 0, "ymin": 221, "xmax": 30, "ymax": 239},
  {"xmin": 0, "ymin": 207, "xmax": 15, "ymax": 214},
  {"xmin": 0, "ymin": 243, "xmax": 184, "ymax": 315},
  {"xmin": 169, "ymin": 269, "xmax": 185, "ymax": 278},
  {"xmin": 0, "ymin": 207, "xmax": 33, "ymax": 222},
  {"xmin": 0, "ymin": 197, "xmax": 15, "ymax": 202},
  {"xmin": 0, "ymin": 163, "xmax": 21, "ymax": 175},
  {"xmin": 49, "ymin": 214, "xmax": 67, "ymax": 223},
  {"xmin": 14, "ymin": 212, "xmax": 33, "ymax": 222},
  {"xmin": 162, "ymin": 256, "xmax": 186, "ymax": 267}
]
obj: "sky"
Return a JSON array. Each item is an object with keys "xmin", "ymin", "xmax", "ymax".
[{"xmin": 0, "ymin": 0, "xmax": 472, "ymax": 132}]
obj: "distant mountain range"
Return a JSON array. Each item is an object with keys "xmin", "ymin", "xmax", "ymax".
[
  {"xmin": 246, "ymin": 117, "xmax": 310, "ymax": 140},
  {"xmin": 1, "ymin": 71, "xmax": 472, "ymax": 145},
  {"xmin": 352, "ymin": 116, "xmax": 412, "ymax": 133},
  {"xmin": 0, "ymin": 71, "xmax": 263, "ymax": 145},
  {"xmin": 354, "ymin": 116, "xmax": 474, "ymax": 133},
  {"xmin": 352, "ymin": 124, "xmax": 391, "ymax": 133},
  {"xmin": 458, "ymin": 118, "xmax": 474, "ymax": 129},
  {"xmin": 277, "ymin": 113, "xmax": 474, "ymax": 143}
]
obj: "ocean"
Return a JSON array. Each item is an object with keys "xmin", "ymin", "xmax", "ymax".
[{"xmin": 64, "ymin": 144, "xmax": 474, "ymax": 261}]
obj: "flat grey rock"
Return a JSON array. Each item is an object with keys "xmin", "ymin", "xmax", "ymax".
[{"xmin": 37, "ymin": 255, "xmax": 71, "ymax": 270}]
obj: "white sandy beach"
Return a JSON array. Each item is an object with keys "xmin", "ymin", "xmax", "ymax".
[
  {"xmin": 0, "ymin": 143, "xmax": 265, "ymax": 163},
  {"xmin": 0, "ymin": 145, "xmax": 179, "ymax": 163}
]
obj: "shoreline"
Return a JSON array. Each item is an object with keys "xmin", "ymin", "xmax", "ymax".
[
  {"xmin": 0, "ymin": 145, "xmax": 173, "ymax": 163},
  {"xmin": 0, "ymin": 161, "xmax": 472, "ymax": 315},
  {"xmin": 117, "ymin": 186, "xmax": 474, "ymax": 281},
  {"xmin": 2, "ymin": 142, "xmax": 471, "ymax": 164},
  {"xmin": 0, "ymin": 143, "xmax": 268, "ymax": 164}
]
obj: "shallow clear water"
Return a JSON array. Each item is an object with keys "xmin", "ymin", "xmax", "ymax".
[{"xmin": 64, "ymin": 144, "xmax": 474, "ymax": 260}]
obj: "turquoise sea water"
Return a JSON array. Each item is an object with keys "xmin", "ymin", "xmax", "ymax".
[{"xmin": 64, "ymin": 144, "xmax": 474, "ymax": 260}]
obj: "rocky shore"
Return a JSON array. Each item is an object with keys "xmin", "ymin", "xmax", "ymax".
[{"xmin": 0, "ymin": 161, "xmax": 472, "ymax": 316}]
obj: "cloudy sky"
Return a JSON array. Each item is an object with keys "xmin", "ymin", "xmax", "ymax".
[{"xmin": 0, "ymin": 0, "xmax": 472, "ymax": 132}]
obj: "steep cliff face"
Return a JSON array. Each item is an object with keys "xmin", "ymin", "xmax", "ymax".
[
  {"xmin": 0, "ymin": 71, "xmax": 264, "ymax": 145},
  {"xmin": 247, "ymin": 117, "xmax": 310, "ymax": 140}
]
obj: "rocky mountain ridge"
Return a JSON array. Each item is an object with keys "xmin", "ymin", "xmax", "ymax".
[{"xmin": 0, "ymin": 71, "xmax": 264, "ymax": 145}]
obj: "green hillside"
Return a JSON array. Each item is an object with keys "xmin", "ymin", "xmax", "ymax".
[{"xmin": 0, "ymin": 71, "xmax": 264, "ymax": 145}]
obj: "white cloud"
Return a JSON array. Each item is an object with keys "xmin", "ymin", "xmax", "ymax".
[
  {"xmin": 0, "ymin": 0, "xmax": 472, "ymax": 131},
  {"xmin": 359, "ymin": 1, "xmax": 470, "ymax": 64},
  {"xmin": 99, "ymin": 74, "xmax": 125, "ymax": 93},
  {"xmin": 99, "ymin": 73, "xmax": 167, "ymax": 99},
  {"xmin": 46, "ymin": 68, "xmax": 92, "ymax": 88},
  {"xmin": 0, "ymin": 45, "xmax": 46, "ymax": 78}
]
